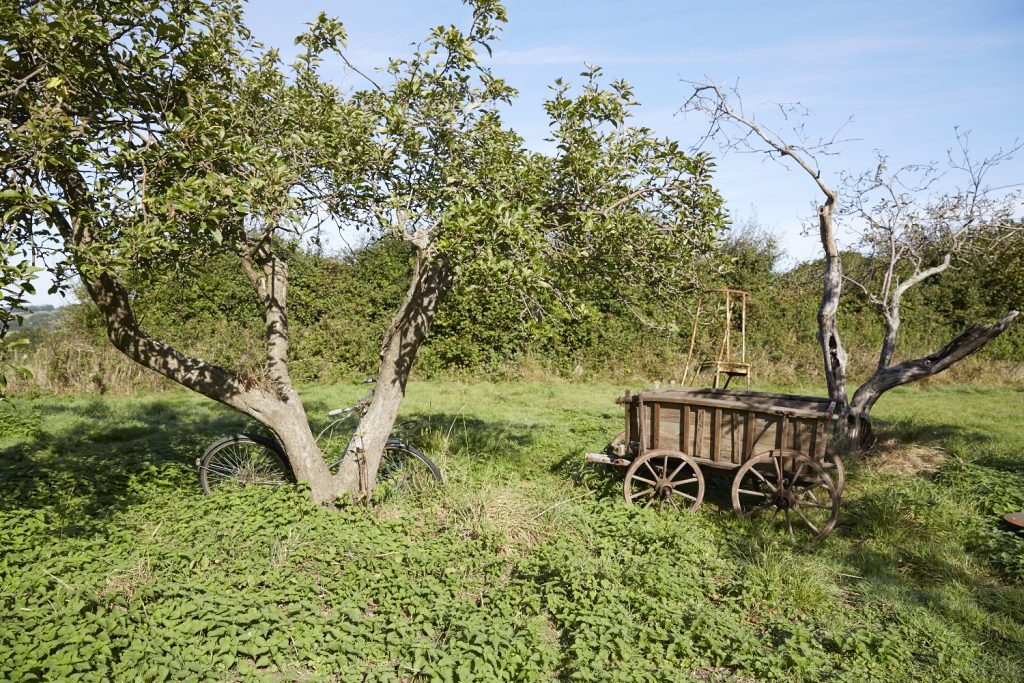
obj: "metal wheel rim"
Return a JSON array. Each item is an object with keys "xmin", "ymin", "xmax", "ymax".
[
  {"xmin": 374, "ymin": 444, "xmax": 442, "ymax": 501},
  {"xmin": 203, "ymin": 440, "xmax": 289, "ymax": 492},
  {"xmin": 624, "ymin": 449, "xmax": 705, "ymax": 513}
]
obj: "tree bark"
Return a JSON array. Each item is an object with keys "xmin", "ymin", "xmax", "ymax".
[
  {"xmin": 847, "ymin": 309, "xmax": 1019, "ymax": 442},
  {"xmin": 51, "ymin": 169, "xmax": 343, "ymax": 502},
  {"xmin": 334, "ymin": 238, "xmax": 452, "ymax": 497},
  {"xmin": 815, "ymin": 192, "xmax": 850, "ymax": 412},
  {"xmin": 241, "ymin": 252, "xmax": 341, "ymax": 502}
]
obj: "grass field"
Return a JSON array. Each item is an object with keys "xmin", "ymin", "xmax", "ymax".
[{"xmin": 1, "ymin": 381, "xmax": 1022, "ymax": 681}]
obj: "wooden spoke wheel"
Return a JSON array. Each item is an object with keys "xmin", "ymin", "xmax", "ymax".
[
  {"xmin": 731, "ymin": 450, "xmax": 840, "ymax": 543},
  {"xmin": 823, "ymin": 446, "xmax": 846, "ymax": 498},
  {"xmin": 624, "ymin": 449, "xmax": 705, "ymax": 512}
]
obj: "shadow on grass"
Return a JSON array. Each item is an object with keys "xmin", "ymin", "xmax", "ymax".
[
  {"xmin": 0, "ymin": 400, "xmax": 541, "ymax": 538},
  {"xmin": 871, "ymin": 416, "xmax": 994, "ymax": 449},
  {"xmin": 0, "ymin": 398, "xmax": 266, "ymax": 538},
  {"xmin": 394, "ymin": 412, "xmax": 538, "ymax": 476}
]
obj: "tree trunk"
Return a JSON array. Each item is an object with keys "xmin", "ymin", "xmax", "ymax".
[
  {"xmin": 52, "ymin": 168, "xmax": 342, "ymax": 502},
  {"xmin": 241, "ymin": 252, "xmax": 341, "ymax": 503},
  {"xmin": 77, "ymin": 260, "xmax": 341, "ymax": 502},
  {"xmin": 334, "ymin": 240, "xmax": 452, "ymax": 497},
  {"xmin": 814, "ymin": 193, "xmax": 851, "ymax": 414},
  {"xmin": 846, "ymin": 309, "xmax": 1019, "ymax": 445}
]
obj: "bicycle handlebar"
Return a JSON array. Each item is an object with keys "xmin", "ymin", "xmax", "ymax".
[{"xmin": 327, "ymin": 384, "xmax": 376, "ymax": 418}]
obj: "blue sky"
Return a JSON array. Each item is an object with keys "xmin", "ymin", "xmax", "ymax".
[
  {"xmin": 244, "ymin": 0, "xmax": 1023, "ymax": 265},
  {"xmin": 25, "ymin": 0, "xmax": 1023, "ymax": 306}
]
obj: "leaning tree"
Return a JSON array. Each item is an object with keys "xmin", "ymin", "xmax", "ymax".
[
  {"xmin": 3, "ymin": 0, "xmax": 726, "ymax": 502},
  {"xmin": 684, "ymin": 81, "xmax": 1021, "ymax": 445}
]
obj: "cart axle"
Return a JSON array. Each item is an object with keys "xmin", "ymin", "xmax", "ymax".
[{"xmin": 584, "ymin": 453, "xmax": 631, "ymax": 467}]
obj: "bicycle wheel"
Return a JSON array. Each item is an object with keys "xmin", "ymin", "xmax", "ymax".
[
  {"xmin": 375, "ymin": 440, "xmax": 443, "ymax": 501},
  {"xmin": 199, "ymin": 434, "xmax": 292, "ymax": 495}
]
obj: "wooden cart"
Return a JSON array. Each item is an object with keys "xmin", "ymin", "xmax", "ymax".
[{"xmin": 586, "ymin": 388, "xmax": 845, "ymax": 542}]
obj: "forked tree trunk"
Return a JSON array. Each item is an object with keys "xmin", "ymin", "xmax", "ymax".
[
  {"xmin": 240, "ymin": 252, "xmax": 341, "ymax": 502},
  {"xmin": 334, "ymin": 241, "xmax": 452, "ymax": 497},
  {"xmin": 78, "ymin": 263, "xmax": 341, "ymax": 500},
  {"xmin": 53, "ymin": 168, "xmax": 343, "ymax": 501}
]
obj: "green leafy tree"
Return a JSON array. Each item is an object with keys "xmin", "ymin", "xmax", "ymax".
[
  {"xmin": 3, "ymin": 0, "xmax": 726, "ymax": 502},
  {"xmin": 0, "ymin": 241, "xmax": 39, "ymax": 395}
]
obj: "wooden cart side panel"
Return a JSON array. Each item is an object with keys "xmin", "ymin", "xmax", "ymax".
[
  {"xmin": 724, "ymin": 409, "xmax": 745, "ymax": 464},
  {"xmin": 656, "ymin": 405, "xmax": 683, "ymax": 454},
  {"xmin": 792, "ymin": 418, "xmax": 811, "ymax": 457},
  {"xmin": 624, "ymin": 394, "xmax": 833, "ymax": 464},
  {"xmin": 747, "ymin": 413, "xmax": 780, "ymax": 457}
]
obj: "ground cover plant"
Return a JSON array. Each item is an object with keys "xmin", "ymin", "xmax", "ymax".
[{"xmin": 1, "ymin": 380, "xmax": 1022, "ymax": 681}]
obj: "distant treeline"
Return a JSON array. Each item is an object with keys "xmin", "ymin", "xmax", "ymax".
[{"xmin": 10, "ymin": 228, "xmax": 1024, "ymax": 394}]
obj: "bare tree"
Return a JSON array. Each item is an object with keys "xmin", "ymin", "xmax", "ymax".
[{"xmin": 684, "ymin": 81, "xmax": 1020, "ymax": 445}]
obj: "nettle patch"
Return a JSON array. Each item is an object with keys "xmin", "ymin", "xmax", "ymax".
[{"xmin": 1, "ymin": 386, "xmax": 1023, "ymax": 681}]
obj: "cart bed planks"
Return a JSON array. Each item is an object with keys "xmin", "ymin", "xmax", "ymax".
[{"xmin": 586, "ymin": 387, "xmax": 845, "ymax": 543}]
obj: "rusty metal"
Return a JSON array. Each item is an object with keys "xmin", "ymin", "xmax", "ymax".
[{"xmin": 1004, "ymin": 512, "xmax": 1024, "ymax": 529}]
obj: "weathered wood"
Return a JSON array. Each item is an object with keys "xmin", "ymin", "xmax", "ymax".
[
  {"xmin": 713, "ymin": 408, "xmax": 722, "ymax": 463},
  {"xmin": 694, "ymin": 408, "xmax": 705, "ymax": 459},
  {"xmin": 744, "ymin": 411, "xmax": 754, "ymax": 461},
  {"xmin": 620, "ymin": 388, "xmax": 838, "ymax": 471},
  {"xmin": 585, "ymin": 453, "xmax": 631, "ymax": 467},
  {"xmin": 652, "ymin": 402, "xmax": 661, "ymax": 450},
  {"xmin": 682, "ymin": 404, "xmax": 691, "ymax": 454},
  {"xmin": 637, "ymin": 389, "xmax": 836, "ymax": 420}
]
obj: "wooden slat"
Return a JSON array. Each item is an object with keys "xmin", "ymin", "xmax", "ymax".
[
  {"xmin": 694, "ymin": 408, "xmax": 705, "ymax": 460},
  {"xmin": 713, "ymin": 408, "xmax": 722, "ymax": 463},
  {"xmin": 638, "ymin": 397, "xmax": 646, "ymax": 454},
  {"xmin": 659, "ymin": 406, "xmax": 680, "ymax": 451},
  {"xmin": 744, "ymin": 411, "xmax": 754, "ymax": 462},
  {"xmin": 797, "ymin": 418, "xmax": 811, "ymax": 455},
  {"xmin": 628, "ymin": 401, "xmax": 638, "ymax": 447},
  {"xmin": 636, "ymin": 392, "xmax": 834, "ymax": 420},
  {"xmin": 729, "ymin": 411, "xmax": 741, "ymax": 464},
  {"xmin": 816, "ymin": 419, "xmax": 827, "ymax": 458},
  {"xmin": 682, "ymin": 404, "xmax": 691, "ymax": 454},
  {"xmin": 623, "ymin": 390, "xmax": 632, "ymax": 445},
  {"xmin": 652, "ymin": 403, "xmax": 661, "ymax": 450}
]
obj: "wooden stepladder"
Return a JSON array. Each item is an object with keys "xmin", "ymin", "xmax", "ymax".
[{"xmin": 682, "ymin": 288, "xmax": 750, "ymax": 389}]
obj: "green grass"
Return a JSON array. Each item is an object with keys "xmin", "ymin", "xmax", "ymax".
[{"xmin": 1, "ymin": 381, "xmax": 1022, "ymax": 681}]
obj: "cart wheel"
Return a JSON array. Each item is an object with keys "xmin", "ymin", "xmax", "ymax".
[
  {"xmin": 823, "ymin": 446, "xmax": 845, "ymax": 498},
  {"xmin": 624, "ymin": 449, "xmax": 705, "ymax": 512},
  {"xmin": 731, "ymin": 450, "xmax": 840, "ymax": 543}
]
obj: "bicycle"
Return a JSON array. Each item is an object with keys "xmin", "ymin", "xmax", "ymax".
[{"xmin": 196, "ymin": 379, "xmax": 442, "ymax": 499}]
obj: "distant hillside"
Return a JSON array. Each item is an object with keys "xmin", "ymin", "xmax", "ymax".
[{"xmin": 7, "ymin": 305, "xmax": 65, "ymax": 332}]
